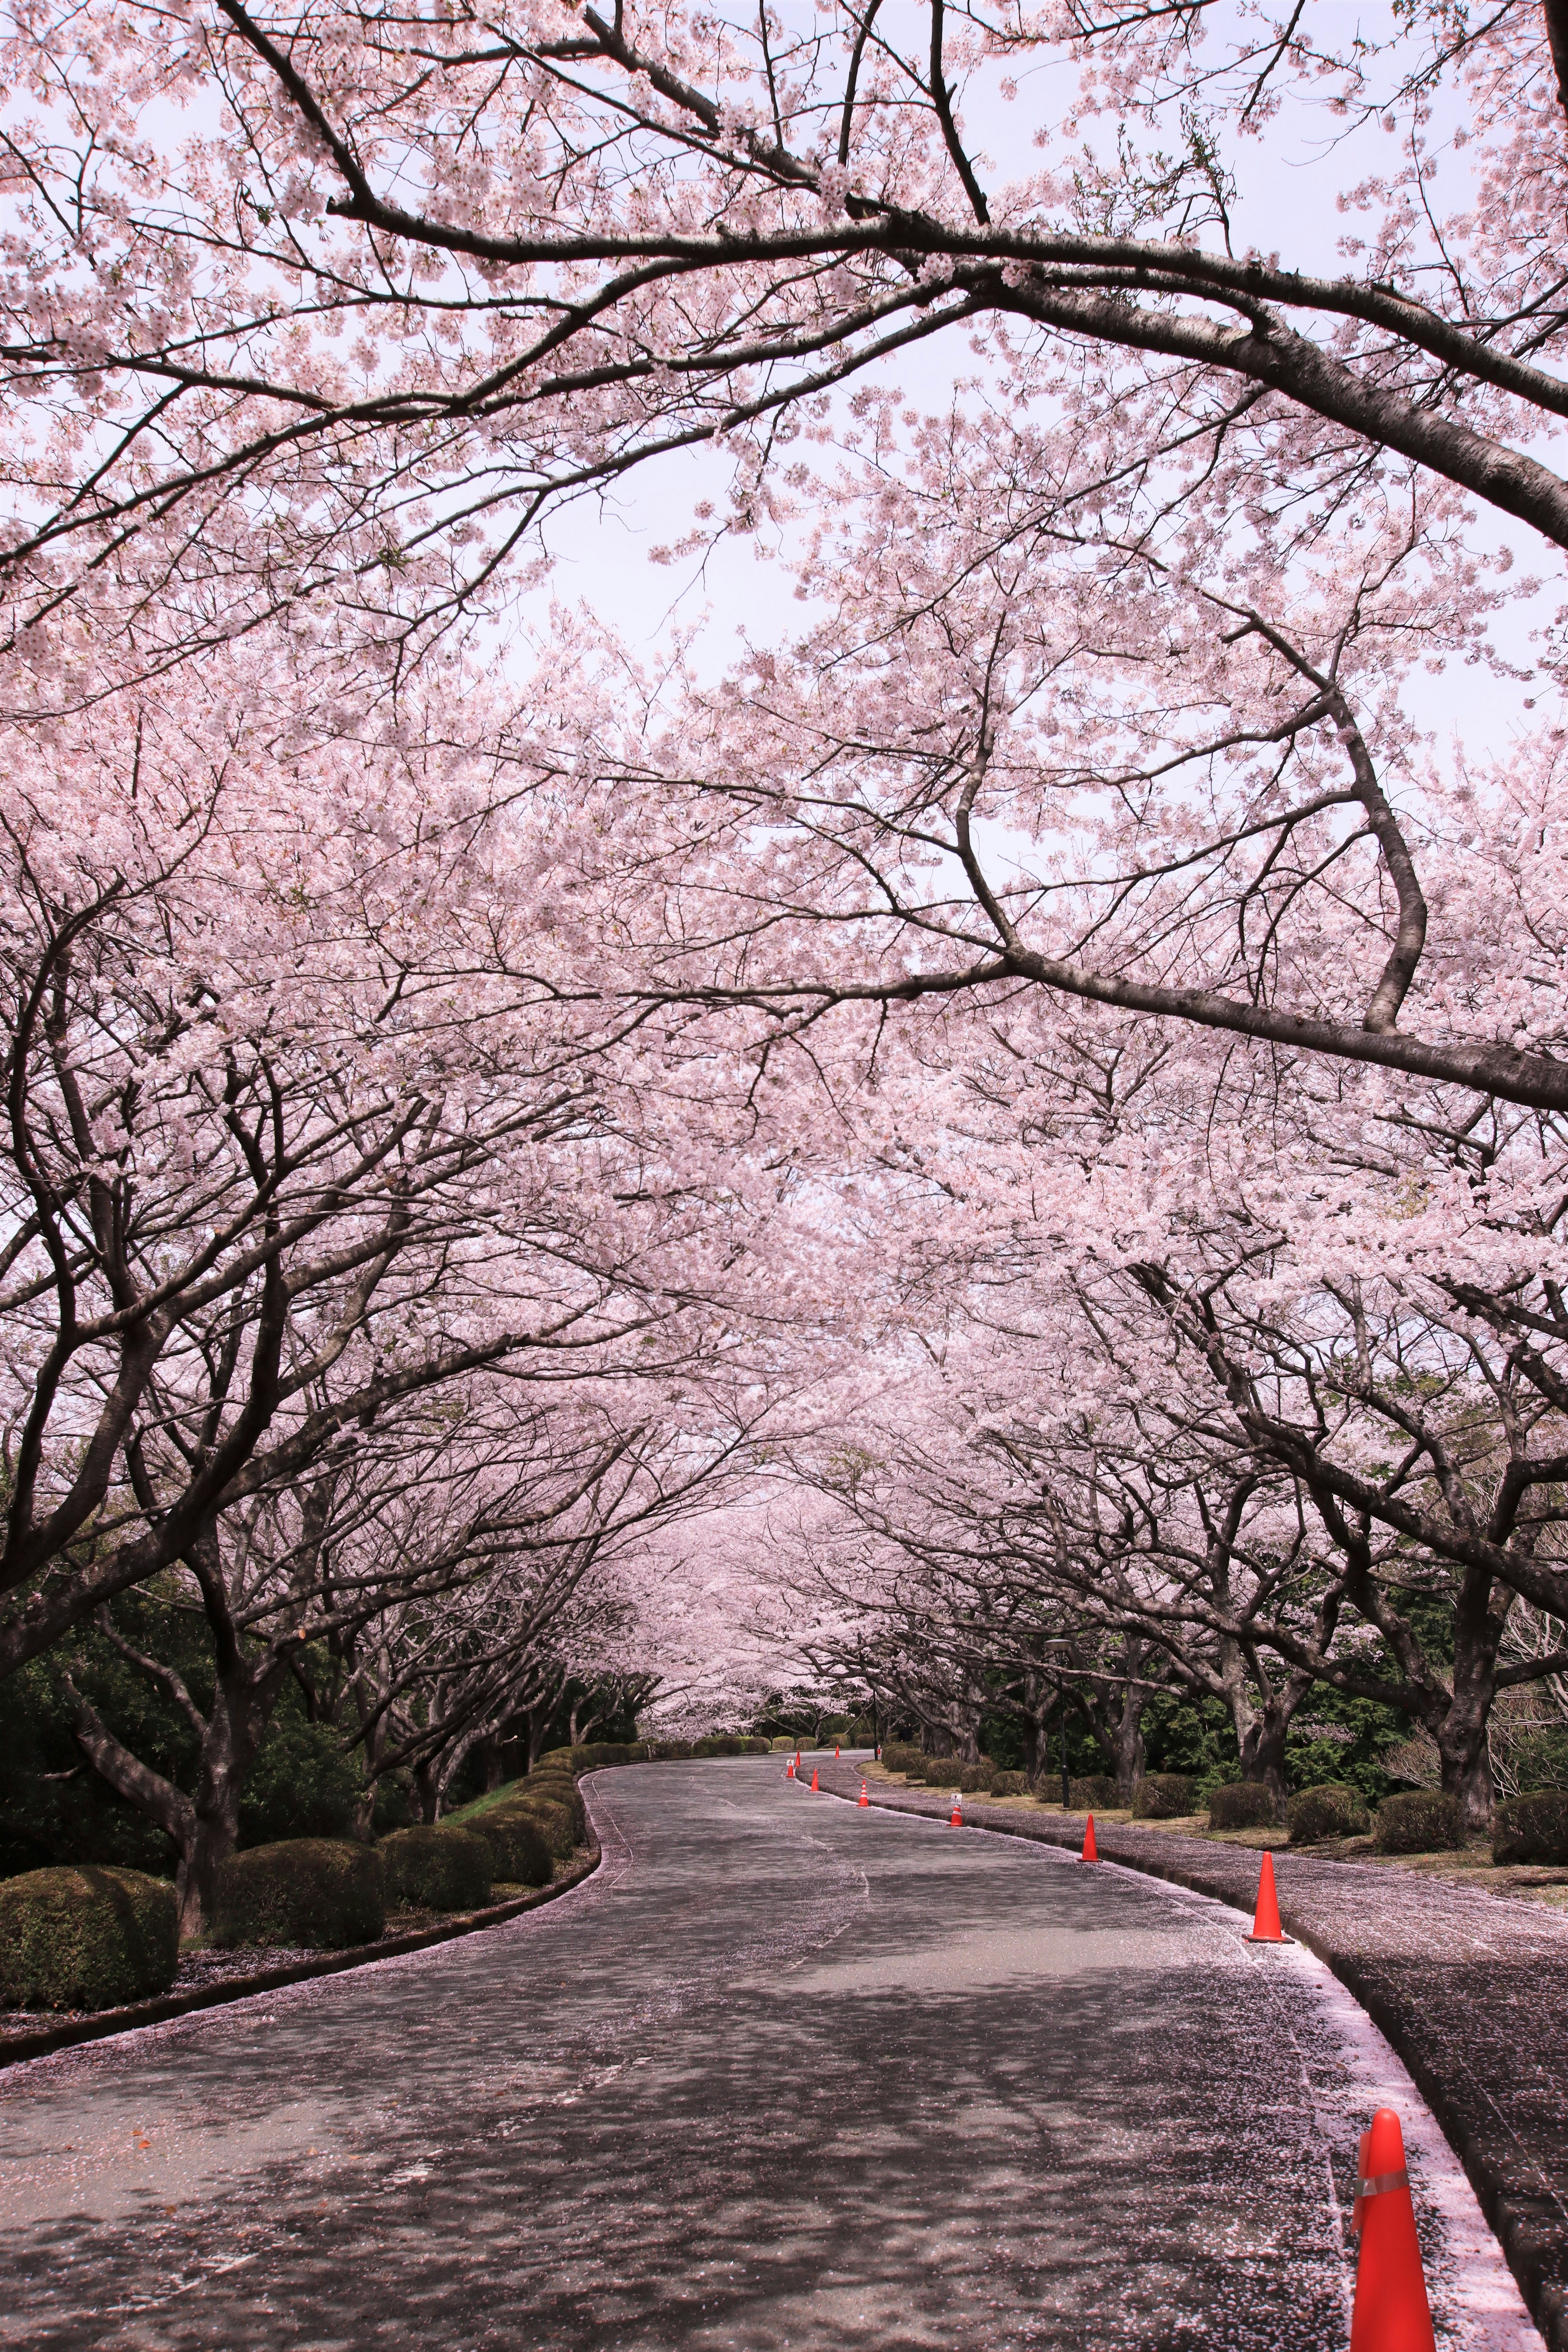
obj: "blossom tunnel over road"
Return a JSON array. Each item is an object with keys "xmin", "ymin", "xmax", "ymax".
[{"xmin": 0, "ymin": 1760, "xmax": 1536, "ymax": 2350}]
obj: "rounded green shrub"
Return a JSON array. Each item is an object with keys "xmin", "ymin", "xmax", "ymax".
[
  {"xmin": 1208, "ymin": 1782, "xmax": 1278, "ymax": 1831},
  {"xmin": 213, "ymin": 1838, "xmax": 385, "ymax": 1950},
  {"xmin": 956, "ymin": 1761, "xmax": 997, "ymax": 1793},
  {"xmin": 693, "ymin": 1734, "xmax": 744, "ymax": 1755},
  {"xmin": 743, "ymin": 1737, "xmax": 771, "ymax": 1754},
  {"xmin": 1493, "ymin": 1789, "xmax": 1568, "ymax": 1865},
  {"xmin": 1068, "ymin": 1775, "xmax": 1119, "ymax": 1811},
  {"xmin": 468, "ymin": 1810, "xmax": 554, "ymax": 1888},
  {"xmin": 990, "ymin": 1771, "xmax": 1029, "ymax": 1798},
  {"xmin": 0, "ymin": 1865, "xmax": 178, "ymax": 2011},
  {"xmin": 770, "ymin": 1735, "xmax": 796, "ymax": 1751},
  {"xmin": 1131, "ymin": 1773, "xmax": 1200, "ymax": 1819},
  {"xmin": 1288, "ymin": 1783, "xmax": 1371, "ymax": 1844},
  {"xmin": 523, "ymin": 1776, "xmax": 585, "ymax": 1839},
  {"xmin": 505, "ymin": 1796, "xmax": 575, "ymax": 1858},
  {"xmin": 647, "ymin": 1738, "xmax": 694, "ymax": 1760},
  {"xmin": 1373, "ymin": 1791, "xmax": 1464, "ymax": 1853},
  {"xmin": 378, "ymin": 1824, "xmax": 492, "ymax": 1913}
]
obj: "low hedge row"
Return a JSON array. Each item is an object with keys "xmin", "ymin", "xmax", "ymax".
[
  {"xmin": 1067, "ymin": 1775, "xmax": 1118, "ymax": 1812},
  {"xmin": 1373, "ymin": 1791, "xmax": 1464, "ymax": 1853},
  {"xmin": 0, "ymin": 1865, "xmax": 179, "ymax": 2011},
  {"xmin": 1131, "ymin": 1774, "xmax": 1200, "ymax": 1820},
  {"xmin": 1493, "ymin": 1790, "xmax": 1568, "ymax": 1864},
  {"xmin": 1207, "ymin": 1782, "xmax": 1278, "ymax": 1831},
  {"xmin": 379, "ymin": 1825, "xmax": 492, "ymax": 1912},
  {"xmin": 213, "ymin": 1839, "xmax": 386, "ymax": 1951},
  {"xmin": 1288, "ymin": 1784, "xmax": 1371, "ymax": 1843}
]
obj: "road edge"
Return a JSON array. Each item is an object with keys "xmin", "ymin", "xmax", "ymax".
[
  {"xmin": 811, "ymin": 1768, "xmax": 1564, "ymax": 2352},
  {"xmin": 0, "ymin": 1844, "xmax": 602, "ymax": 2071}
]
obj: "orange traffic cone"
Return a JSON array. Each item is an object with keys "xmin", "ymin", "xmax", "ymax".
[
  {"xmin": 1244, "ymin": 1850, "xmax": 1294, "ymax": 1944},
  {"xmin": 786, "ymin": 1759, "xmax": 795, "ymax": 1778},
  {"xmin": 858, "ymin": 1780, "xmax": 869, "ymax": 1806},
  {"xmin": 1081, "ymin": 1813, "xmax": 1098, "ymax": 1862},
  {"xmin": 949, "ymin": 1794, "xmax": 963, "ymax": 1826},
  {"xmin": 1350, "ymin": 2110, "xmax": 1435, "ymax": 2352},
  {"xmin": 835, "ymin": 1744, "xmax": 840, "ymax": 1757},
  {"xmin": 810, "ymin": 1766, "xmax": 819, "ymax": 1791}
]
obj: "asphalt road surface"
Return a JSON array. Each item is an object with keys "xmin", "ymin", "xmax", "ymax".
[{"xmin": 0, "ymin": 1759, "xmax": 1540, "ymax": 2351}]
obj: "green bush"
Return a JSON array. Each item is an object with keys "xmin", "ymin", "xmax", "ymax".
[
  {"xmin": 991, "ymin": 1771, "xmax": 1029, "ymax": 1798},
  {"xmin": 693, "ymin": 1734, "xmax": 744, "ymax": 1755},
  {"xmin": 647, "ymin": 1738, "xmax": 694, "ymax": 1760},
  {"xmin": 468, "ymin": 1810, "xmax": 554, "ymax": 1888},
  {"xmin": 213, "ymin": 1838, "xmax": 385, "ymax": 1950},
  {"xmin": 379, "ymin": 1824, "xmax": 493, "ymax": 1913},
  {"xmin": 1131, "ymin": 1773, "xmax": 1201, "ymax": 1819},
  {"xmin": 1373, "ymin": 1791, "xmax": 1464, "ymax": 1853},
  {"xmin": 1289, "ymin": 1784, "xmax": 1371, "ymax": 1844},
  {"xmin": 504, "ymin": 1796, "xmax": 575, "ymax": 1859},
  {"xmin": 956, "ymin": 1761, "xmax": 997, "ymax": 1793},
  {"xmin": 0, "ymin": 1865, "xmax": 178, "ymax": 2011},
  {"xmin": 1207, "ymin": 1782, "xmax": 1278, "ymax": 1831},
  {"xmin": 523, "ymin": 1777, "xmax": 585, "ymax": 1840},
  {"xmin": 1068, "ymin": 1775, "xmax": 1119, "ymax": 1811},
  {"xmin": 1493, "ymin": 1790, "xmax": 1568, "ymax": 1865},
  {"xmin": 744, "ymin": 1737, "xmax": 771, "ymax": 1754},
  {"xmin": 882, "ymin": 1742, "xmax": 924, "ymax": 1776},
  {"xmin": 574, "ymin": 1742, "xmax": 635, "ymax": 1769}
]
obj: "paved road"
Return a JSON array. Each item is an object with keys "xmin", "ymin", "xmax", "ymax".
[{"xmin": 0, "ymin": 1760, "xmax": 1538, "ymax": 2350}]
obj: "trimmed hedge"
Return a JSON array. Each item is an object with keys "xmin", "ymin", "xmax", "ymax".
[
  {"xmin": 524, "ymin": 1775, "xmax": 586, "ymax": 1839},
  {"xmin": 1373, "ymin": 1791, "xmax": 1464, "ymax": 1853},
  {"xmin": 770, "ymin": 1736, "xmax": 797, "ymax": 1751},
  {"xmin": 378, "ymin": 1825, "xmax": 492, "ymax": 1913},
  {"xmin": 1207, "ymin": 1782, "xmax": 1278, "ymax": 1831},
  {"xmin": 991, "ymin": 1771, "xmax": 1029, "ymax": 1798},
  {"xmin": 1068, "ymin": 1775, "xmax": 1119, "ymax": 1811},
  {"xmin": 646, "ymin": 1738, "xmax": 694, "ymax": 1761},
  {"xmin": 1289, "ymin": 1783, "xmax": 1371, "ymax": 1844},
  {"xmin": 505, "ymin": 1796, "xmax": 575, "ymax": 1859},
  {"xmin": 213, "ymin": 1838, "xmax": 385, "ymax": 1950},
  {"xmin": 468, "ymin": 1809, "xmax": 554, "ymax": 1889},
  {"xmin": 956, "ymin": 1762, "xmax": 998, "ymax": 1793},
  {"xmin": 1132, "ymin": 1773, "xmax": 1201, "ymax": 1820},
  {"xmin": 0, "ymin": 1865, "xmax": 178, "ymax": 2011},
  {"xmin": 1493, "ymin": 1789, "xmax": 1568, "ymax": 1866}
]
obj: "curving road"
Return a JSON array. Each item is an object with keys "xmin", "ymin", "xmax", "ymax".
[{"xmin": 0, "ymin": 1758, "xmax": 1540, "ymax": 2350}]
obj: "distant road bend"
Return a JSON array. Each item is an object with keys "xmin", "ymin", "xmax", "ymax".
[{"xmin": 0, "ymin": 1757, "xmax": 1540, "ymax": 2350}]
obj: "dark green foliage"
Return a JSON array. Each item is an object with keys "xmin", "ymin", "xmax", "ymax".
[
  {"xmin": 0, "ymin": 1865, "xmax": 178, "ymax": 2011},
  {"xmin": 1493, "ymin": 1790, "xmax": 1568, "ymax": 1865},
  {"xmin": 1373, "ymin": 1791, "xmax": 1464, "ymax": 1853},
  {"xmin": 956, "ymin": 1761, "xmax": 997, "ymax": 1793},
  {"xmin": 1137, "ymin": 1695, "xmax": 1234, "ymax": 1785},
  {"xmin": 979, "ymin": 1712, "xmax": 1026, "ymax": 1771},
  {"xmin": 573, "ymin": 1742, "xmax": 635, "ymax": 1769},
  {"xmin": 468, "ymin": 1811, "xmax": 554, "ymax": 1888},
  {"xmin": 990, "ymin": 1772, "xmax": 1029, "ymax": 1797},
  {"xmin": 503, "ymin": 1796, "xmax": 575, "ymax": 1859},
  {"xmin": 1068, "ymin": 1775, "xmax": 1119, "ymax": 1811},
  {"xmin": 1506, "ymin": 1730, "xmax": 1568, "ymax": 1795},
  {"xmin": 882, "ymin": 1743, "xmax": 924, "ymax": 1777},
  {"xmin": 1207, "ymin": 1782, "xmax": 1278, "ymax": 1830},
  {"xmin": 1131, "ymin": 1773, "xmax": 1201, "ymax": 1819},
  {"xmin": 693, "ymin": 1735, "xmax": 744, "ymax": 1755},
  {"xmin": 212, "ymin": 1839, "xmax": 385, "ymax": 1950},
  {"xmin": 648, "ymin": 1739, "xmax": 695, "ymax": 1759},
  {"xmin": 0, "ymin": 1591, "xmax": 378, "ymax": 1883},
  {"xmin": 1288, "ymin": 1784, "xmax": 1372, "ymax": 1844},
  {"xmin": 239, "ymin": 1714, "xmax": 365, "ymax": 1846},
  {"xmin": 378, "ymin": 1825, "xmax": 492, "ymax": 1913},
  {"xmin": 743, "ymin": 1737, "xmax": 771, "ymax": 1754},
  {"xmin": 848, "ymin": 1717, "xmax": 876, "ymax": 1746}
]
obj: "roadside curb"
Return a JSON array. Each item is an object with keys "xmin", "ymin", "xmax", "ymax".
[
  {"xmin": 808, "ymin": 1764, "xmax": 1567, "ymax": 2351},
  {"xmin": 0, "ymin": 1844, "xmax": 601, "ymax": 2071}
]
